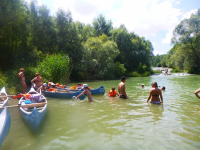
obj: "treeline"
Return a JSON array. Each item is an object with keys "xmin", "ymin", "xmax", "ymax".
[
  {"xmin": 0, "ymin": 0, "xmax": 154, "ymax": 84},
  {"xmin": 152, "ymin": 9, "xmax": 200, "ymax": 73}
]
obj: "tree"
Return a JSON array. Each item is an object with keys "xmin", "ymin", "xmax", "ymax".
[{"xmin": 92, "ymin": 14, "xmax": 112, "ymax": 37}]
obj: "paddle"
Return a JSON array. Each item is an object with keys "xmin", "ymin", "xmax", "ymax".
[
  {"xmin": 0, "ymin": 102, "xmax": 47, "ymax": 109},
  {"xmin": 0, "ymin": 95, "xmax": 16, "ymax": 98}
]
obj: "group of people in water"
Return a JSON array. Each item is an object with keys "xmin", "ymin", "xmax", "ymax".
[{"xmin": 18, "ymin": 68, "xmax": 200, "ymax": 103}]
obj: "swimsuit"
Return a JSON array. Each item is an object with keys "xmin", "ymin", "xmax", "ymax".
[
  {"xmin": 151, "ymin": 101, "xmax": 161, "ymax": 104},
  {"xmin": 152, "ymin": 94, "xmax": 159, "ymax": 97},
  {"xmin": 120, "ymin": 94, "xmax": 126, "ymax": 99}
]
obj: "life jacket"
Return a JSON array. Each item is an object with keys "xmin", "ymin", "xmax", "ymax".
[
  {"xmin": 48, "ymin": 88, "xmax": 56, "ymax": 92},
  {"xmin": 109, "ymin": 90, "xmax": 117, "ymax": 97},
  {"xmin": 13, "ymin": 94, "xmax": 31, "ymax": 99}
]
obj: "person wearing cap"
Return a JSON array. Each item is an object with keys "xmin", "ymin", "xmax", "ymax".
[
  {"xmin": 18, "ymin": 68, "xmax": 26, "ymax": 94},
  {"xmin": 146, "ymin": 82, "xmax": 163, "ymax": 104},
  {"xmin": 118, "ymin": 76, "xmax": 128, "ymax": 99},
  {"xmin": 142, "ymin": 84, "xmax": 144, "ymax": 88},
  {"xmin": 31, "ymin": 73, "xmax": 43, "ymax": 90},
  {"xmin": 74, "ymin": 84, "xmax": 93, "ymax": 102},
  {"xmin": 37, "ymin": 83, "xmax": 47, "ymax": 92}
]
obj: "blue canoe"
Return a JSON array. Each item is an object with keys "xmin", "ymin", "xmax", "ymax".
[
  {"xmin": 43, "ymin": 90, "xmax": 85, "ymax": 100},
  {"xmin": 76, "ymin": 85, "xmax": 105, "ymax": 96},
  {"xmin": 18, "ymin": 88, "xmax": 47, "ymax": 132},
  {"xmin": 0, "ymin": 87, "xmax": 11, "ymax": 147}
]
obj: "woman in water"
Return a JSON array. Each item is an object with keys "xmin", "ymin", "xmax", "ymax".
[
  {"xmin": 146, "ymin": 82, "xmax": 163, "ymax": 104},
  {"xmin": 74, "ymin": 84, "xmax": 93, "ymax": 102},
  {"xmin": 18, "ymin": 68, "xmax": 27, "ymax": 94}
]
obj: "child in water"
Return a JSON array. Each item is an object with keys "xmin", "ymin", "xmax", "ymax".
[
  {"xmin": 107, "ymin": 86, "xmax": 119, "ymax": 97},
  {"xmin": 74, "ymin": 84, "xmax": 93, "ymax": 102}
]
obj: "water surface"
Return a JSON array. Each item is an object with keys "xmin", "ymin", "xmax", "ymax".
[{"xmin": 2, "ymin": 75, "xmax": 200, "ymax": 150}]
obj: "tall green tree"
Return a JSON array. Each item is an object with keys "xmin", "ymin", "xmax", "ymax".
[{"xmin": 92, "ymin": 14, "xmax": 112, "ymax": 37}]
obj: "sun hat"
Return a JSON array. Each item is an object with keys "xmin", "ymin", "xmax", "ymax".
[
  {"xmin": 43, "ymin": 83, "xmax": 47, "ymax": 87},
  {"xmin": 82, "ymin": 84, "xmax": 88, "ymax": 88}
]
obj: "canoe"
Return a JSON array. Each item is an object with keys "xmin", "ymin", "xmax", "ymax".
[
  {"xmin": 43, "ymin": 90, "xmax": 85, "ymax": 100},
  {"xmin": 0, "ymin": 87, "xmax": 11, "ymax": 147},
  {"xmin": 72, "ymin": 85, "xmax": 105, "ymax": 96},
  {"xmin": 18, "ymin": 88, "xmax": 47, "ymax": 132},
  {"xmin": 90, "ymin": 85, "xmax": 105, "ymax": 95}
]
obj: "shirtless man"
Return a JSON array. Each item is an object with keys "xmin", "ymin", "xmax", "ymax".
[
  {"xmin": 18, "ymin": 68, "xmax": 27, "ymax": 94},
  {"xmin": 194, "ymin": 88, "xmax": 200, "ymax": 99},
  {"xmin": 118, "ymin": 76, "xmax": 128, "ymax": 99},
  {"xmin": 146, "ymin": 82, "xmax": 163, "ymax": 104},
  {"xmin": 75, "ymin": 84, "xmax": 93, "ymax": 102},
  {"xmin": 31, "ymin": 73, "xmax": 43, "ymax": 90}
]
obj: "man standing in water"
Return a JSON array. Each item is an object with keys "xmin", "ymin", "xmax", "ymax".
[
  {"xmin": 118, "ymin": 76, "xmax": 128, "ymax": 99},
  {"xmin": 18, "ymin": 68, "xmax": 27, "ymax": 94}
]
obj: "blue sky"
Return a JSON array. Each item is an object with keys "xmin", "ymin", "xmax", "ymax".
[{"xmin": 28, "ymin": 0, "xmax": 199, "ymax": 55}]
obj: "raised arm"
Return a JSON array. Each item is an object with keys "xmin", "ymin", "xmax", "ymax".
[
  {"xmin": 194, "ymin": 88, "xmax": 200, "ymax": 99},
  {"xmin": 74, "ymin": 91, "xmax": 86, "ymax": 100}
]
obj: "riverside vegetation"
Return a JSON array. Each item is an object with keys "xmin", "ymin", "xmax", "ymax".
[{"xmin": 0, "ymin": 0, "xmax": 154, "ymax": 93}]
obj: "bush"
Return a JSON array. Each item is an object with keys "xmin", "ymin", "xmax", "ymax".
[
  {"xmin": 36, "ymin": 54, "xmax": 71, "ymax": 84},
  {"xmin": 0, "ymin": 71, "xmax": 7, "ymax": 89}
]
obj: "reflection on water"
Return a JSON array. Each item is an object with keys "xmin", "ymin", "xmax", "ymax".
[{"xmin": 1, "ymin": 75, "xmax": 200, "ymax": 150}]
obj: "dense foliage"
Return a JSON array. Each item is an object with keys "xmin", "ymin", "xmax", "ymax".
[
  {"xmin": 0, "ymin": 0, "xmax": 154, "ymax": 92},
  {"xmin": 36, "ymin": 54, "xmax": 71, "ymax": 83}
]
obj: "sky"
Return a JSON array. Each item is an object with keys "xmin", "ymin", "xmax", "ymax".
[{"xmin": 26, "ymin": 0, "xmax": 199, "ymax": 55}]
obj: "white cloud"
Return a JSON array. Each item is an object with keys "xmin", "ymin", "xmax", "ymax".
[
  {"xmin": 161, "ymin": 9, "xmax": 198, "ymax": 44},
  {"xmin": 108, "ymin": 0, "xmax": 181, "ymax": 36},
  {"xmin": 51, "ymin": 0, "xmax": 116, "ymax": 24},
  {"xmin": 153, "ymin": 51, "xmax": 164, "ymax": 55},
  {"xmin": 25, "ymin": 0, "xmax": 42, "ymax": 6},
  {"xmin": 181, "ymin": 9, "xmax": 197, "ymax": 20}
]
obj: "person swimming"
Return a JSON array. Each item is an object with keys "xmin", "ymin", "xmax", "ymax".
[
  {"xmin": 146, "ymin": 82, "xmax": 163, "ymax": 104},
  {"xmin": 74, "ymin": 84, "xmax": 93, "ymax": 102},
  {"xmin": 107, "ymin": 86, "xmax": 119, "ymax": 97}
]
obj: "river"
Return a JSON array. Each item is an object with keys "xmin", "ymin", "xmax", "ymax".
[{"xmin": 2, "ymin": 74, "xmax": 200, "ymax": 150}]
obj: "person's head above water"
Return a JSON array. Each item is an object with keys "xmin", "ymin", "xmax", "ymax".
[
  {"xmin": 142, "ymin": 84, "xmax": 144, "ymax": 88},
  {"xmin": 121, "ymin": 76, "xmax": 126, "ymax": 82},
  {"xmin": 112, "ymin": 86, "xmax": 115, "ymax": 91},
  {"xmin": 161, "ymin": 86, "xmax": 165, "ymax": 90},
  {"xmin": 151, "ymin": 82, "xmax": 158, "ymax": 88}
]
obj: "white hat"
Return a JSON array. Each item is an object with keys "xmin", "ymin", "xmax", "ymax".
[
  {"xmin": 82, "ymin": 84, "xmax": 88, "ymax": 88},
  {"xmin": 43, "ymin": 83, "xmax": 47, "ymax": 87}
]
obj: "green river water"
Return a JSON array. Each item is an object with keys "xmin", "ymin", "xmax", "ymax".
[{"xmin": 1, "ymin": 74, "xmax": 200, "ymax": 150}]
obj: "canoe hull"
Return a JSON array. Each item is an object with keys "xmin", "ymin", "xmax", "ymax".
[
  {"xmin": 0, "ymin": 108, "xmax": 11, "ymax": 147},
  {"xmin": 19, "ymin": 107, "xmax": 47, "ymax": 132},
  {"xmin": 43, "ymin": 91, "xmax": 85, "ymax": 100},
  {"xmin": 78, "ymin": 85, "xmax": 105, "ymax": 95},
  {"xmin": 19, "ymin": 88, "xmax": 47, "ymax": 132}
]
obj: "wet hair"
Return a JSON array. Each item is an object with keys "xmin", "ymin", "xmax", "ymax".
[
  {"xmin": 49, "ymin": 79, "xmax": 51, "ymax": 82},
  {"xmin": 152, "ymin": 82, "xmax": 158, "ymax": 88},
  {"xmin": 112, "ymin": 86, "xmax": 115, "ymax": 90},
  {"xmin": 121, "ymin": 76, "xmax": 126, "ymax": 81},
  {"xmin": 161, "ymin": 86, "xmax": 165, "ymax": 90}
]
